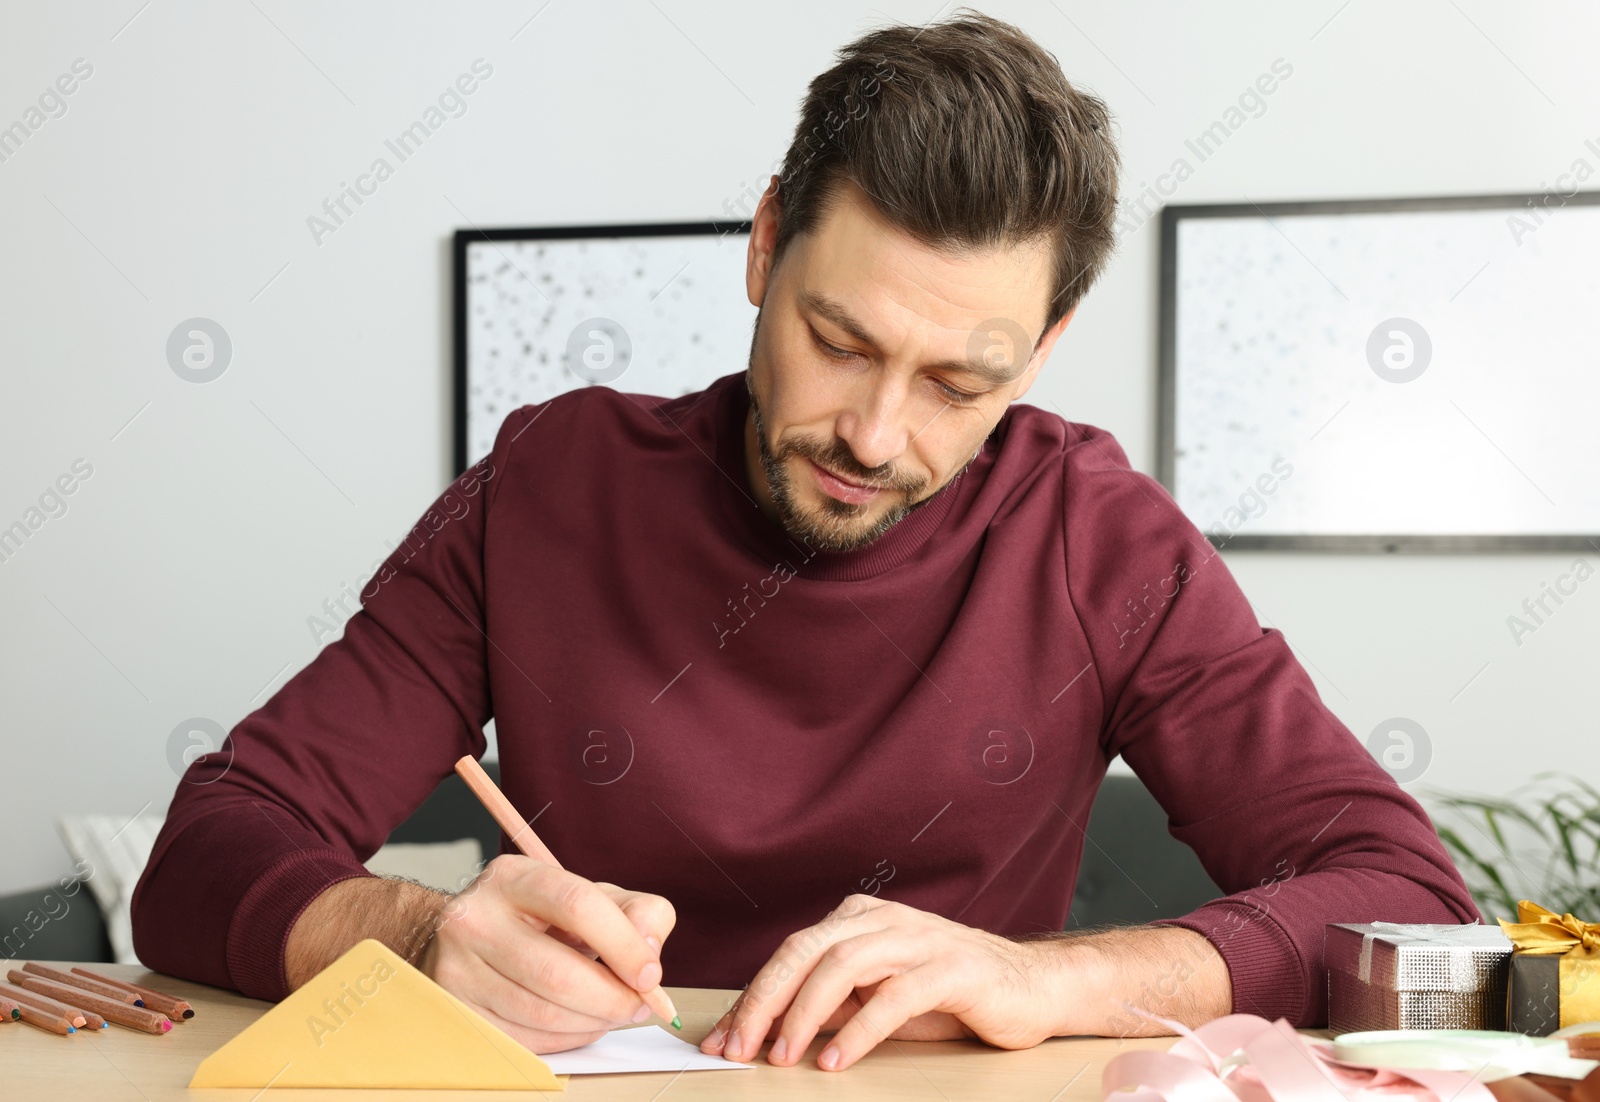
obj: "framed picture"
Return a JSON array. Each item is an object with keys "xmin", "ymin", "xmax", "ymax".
[
  {"xmin": 1158, "ymin": 191, "xmax": 1600, "ymax": 552},
  {"xmin": 452, "ymin": 221, "xmax": 755, "ymax": 474}
]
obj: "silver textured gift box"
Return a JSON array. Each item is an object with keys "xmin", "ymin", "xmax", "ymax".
[{"xmin": 1326, "ymin": 922, "xmax": 1513, "ymax": 1034}]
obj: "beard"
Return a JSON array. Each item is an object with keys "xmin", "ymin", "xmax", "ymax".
[{"xmin": 743, "ymin": 313, "xmax": 983, "ymax": 553}]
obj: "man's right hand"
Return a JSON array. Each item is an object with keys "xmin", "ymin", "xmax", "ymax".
[
  {"xmin": 420, "ymin": 855, "xmax": 677, "ymax": 1052},
  {"xmin": 284, "ymin": 855, "xmax": 676, "ymax": 1054}
]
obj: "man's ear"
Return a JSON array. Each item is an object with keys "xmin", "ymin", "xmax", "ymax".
[
  {"xmin": 1010, "ymin": 305, "xmax": 1077, "ymax": 402},
  {"xmin": 746, "ymin": 174, "xmax": 782, "ymax": 309}
]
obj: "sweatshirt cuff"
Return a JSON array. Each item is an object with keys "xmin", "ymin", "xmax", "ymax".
[
  {"xmin": 1151, "ymin": 900, "xmax": 1308, "ymax": 1025},
  {"xmin": 225, "ymin": 846, "xmax": 372, "ymax": 1002}
]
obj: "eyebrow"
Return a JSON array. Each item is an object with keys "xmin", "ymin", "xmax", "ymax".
[{"xmin": 797, "ymin": 289, "xmax": 1032, "ymax": 386}]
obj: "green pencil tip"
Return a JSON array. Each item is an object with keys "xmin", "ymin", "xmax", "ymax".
[{"xmin": 671, "ymin": 1016, "xmax": 682, "ymax": 1031}]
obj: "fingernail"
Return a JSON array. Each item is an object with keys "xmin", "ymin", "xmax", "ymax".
[
  {"xmin": 819, "ymin": 1045, "xmax": 840, "ymax": 1070},
  {"xmin": 770, "ymin": 1037, "xmax": 788, "ymax": 1063},
  {"xmin": 645, "ymin": 935, "xmax": 661, "ymax": 951},
  {"xmin": 704, "ymin": 1025, "xmax": 725, "ymax": 1050},
  {"xmin": 636, "ymin": 961, "xmax": 662, "ymax": 989},
  {"xmin": 631, "ymin": 1004, "xmax": 652, "ymax": 1024},
  {"xmin": 726, "ymin": 1031, "xmax": 744, "ymax": 1060}
]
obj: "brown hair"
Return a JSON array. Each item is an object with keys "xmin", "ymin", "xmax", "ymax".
[{"xmin": 772, "ymin": 8, "xmax": 1121, "ymax": 333}]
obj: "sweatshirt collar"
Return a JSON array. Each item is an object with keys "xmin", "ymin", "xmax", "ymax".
[{"xmin": 710, "ymin": 372, "xmax": 969, "ymax": 583}]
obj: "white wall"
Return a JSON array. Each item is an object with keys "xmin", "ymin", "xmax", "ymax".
[{"xmin": 3, "ymin": 0, "xmax": 1594, "ymax": 895}]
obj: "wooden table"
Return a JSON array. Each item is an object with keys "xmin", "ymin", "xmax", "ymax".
[{"xmin": 4, "ymin": 961, "xmax": 1183, "ymax": 1100}]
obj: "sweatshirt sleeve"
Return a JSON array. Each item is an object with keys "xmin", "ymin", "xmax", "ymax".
[
  {"xmin": 131, "ymin": 404, "xmax": 536, "ymax": 1001},
  {"xmin": 1062, "ymin": 428, "xmax": 1479, "ymax": 1027}
]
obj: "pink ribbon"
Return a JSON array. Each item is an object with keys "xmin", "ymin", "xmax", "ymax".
[{"xmin": 1101, "ymin": 1013, "xmax": 1495, "ymax": 1102}]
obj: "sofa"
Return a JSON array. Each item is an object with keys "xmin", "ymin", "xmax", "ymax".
[{"xmin": 0, "ymin": 767, "xmax": 1220, "ymax": 965}]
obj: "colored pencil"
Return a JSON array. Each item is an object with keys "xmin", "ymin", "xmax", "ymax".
[
  {"xmin": 7, "ymin": 974, "xmax": 171, "ymax": 1034},
  {"xmin": 0, "ymin": 982, "xmax": 96, "ymax": 1028},
  {"xmin": 16, "ymin": 1003, "xmax": 75, "ymax": 1035},
  {"xmin": 70, "ymin": 967, "xmax": 193, "ymax": 1020},
  {"xmin": 22, "ymin": 962, "xmax": 141, "ymax": 1005},
  {"xmin": 453, "ymin": 755, "xmax": 682, "ymax": 1030},
  {"xmin": 0, "ymin": 996, "xmax": 20, "ymax": 1020},
  {"xmin": 454, "ymin": 756, "xmax": 562, "ymax": 866}
]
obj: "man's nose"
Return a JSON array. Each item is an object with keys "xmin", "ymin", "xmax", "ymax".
[{"xmin": 836, "ymin": 380, "xmax": 912, "ymax": 474}]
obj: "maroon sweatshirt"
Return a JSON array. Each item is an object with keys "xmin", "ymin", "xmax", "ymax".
[{"xmin": 131, "ymin": 370, "xmax": 1476, "ymax": 1025}]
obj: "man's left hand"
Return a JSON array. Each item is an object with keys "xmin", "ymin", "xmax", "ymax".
[{"xmin": 698, "ymin": 894, "xmax": 1066, "ymax": 1071}]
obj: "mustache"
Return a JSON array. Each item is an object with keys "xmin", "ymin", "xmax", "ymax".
[{"xmin": 779, "ymin": 436, "xmax": 923, "ymax": 493}]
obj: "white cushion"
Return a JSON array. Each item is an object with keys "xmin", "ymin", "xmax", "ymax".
[
  {"xmin": 56, "ymin": 813, "xmax": 482, "ymax": 965},
  {"xmin": 56, "ymin": 812, "xmax": 165, "ymax": 965}
]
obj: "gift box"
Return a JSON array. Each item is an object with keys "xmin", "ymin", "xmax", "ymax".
[
  {"xmin": 1499, "ymin": 900, "xmax": 1600, "ymax": 1036},
  {"xmin": 1326, "ymin": 921, "xmax": 1514, "ymax": 1034}
]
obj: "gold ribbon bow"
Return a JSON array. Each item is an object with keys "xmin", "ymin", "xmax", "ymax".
[
  {"xmin": 1498, "ymin": 900, "xmax": 1600, "ymax": 958},
  {"xmin": 1498, "ymin": 900, "xmax": 1600, "ymax": 1028}
]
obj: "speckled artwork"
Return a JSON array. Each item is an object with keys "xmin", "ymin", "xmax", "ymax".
[
  {"xmin": 463, "ymin": 230, "xmax": 755, "ymax": 467},
  {"xmin": 1173, "ymin": 203, "xmax": 1600, "ymax": 537}
]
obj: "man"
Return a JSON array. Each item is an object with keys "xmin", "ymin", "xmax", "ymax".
[{"xmin": 133, "ymin": 10, "xmax": 1477, "ymax": 1073}]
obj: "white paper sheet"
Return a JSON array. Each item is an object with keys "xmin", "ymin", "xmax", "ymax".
[{"xmin": 541, "ymin": 1026, "xmax": 755, "ymax": 1076}]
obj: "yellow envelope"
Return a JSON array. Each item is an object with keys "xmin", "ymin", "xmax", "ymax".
[{"xmin": 190, "ymin": 939, "xmax": 563, "ymax": 1090}]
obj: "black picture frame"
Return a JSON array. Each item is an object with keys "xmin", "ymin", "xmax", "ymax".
[
  {"xmin": 1157, "ymin": 191, "xmax": 1600, "ymax": 553},
  {"xmin": 451, "ymin": 220, "xmax": 752, "ymax": 477}
]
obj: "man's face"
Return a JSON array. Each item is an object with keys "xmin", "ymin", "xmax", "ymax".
[{"xmin": 742, "ymin": 177, "xmax": 1071, "ymax": 552}]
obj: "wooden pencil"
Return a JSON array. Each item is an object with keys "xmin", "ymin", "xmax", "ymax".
[
  {"xmin": 0, "ymin": 982, "xmax": 96, "ymax": 1028},
  {"xmin": 16, "ymin": 1003, "xmax": 76, "ymax": 1035},
  {"xmin": 7, "ymin": 974, "xmax": 170, "ymax": 1034},
  {"xmin": 22, "ymin": 962, "xmax": 141, "ymax": 1005},
  {"xmin": 71, "ymin": 967, "xmax": 194, "ymax": 1020},
  {"xmin": 454, "ymin": 756, "xmax": 563, "ymax": 866},
  {"xmin": 453, "ymin": 755, "xmax": 681, "ymax": 1030},
  {"xmin": 0, "ymin": 996, "xmax": 20, "ymax": 1021}
]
